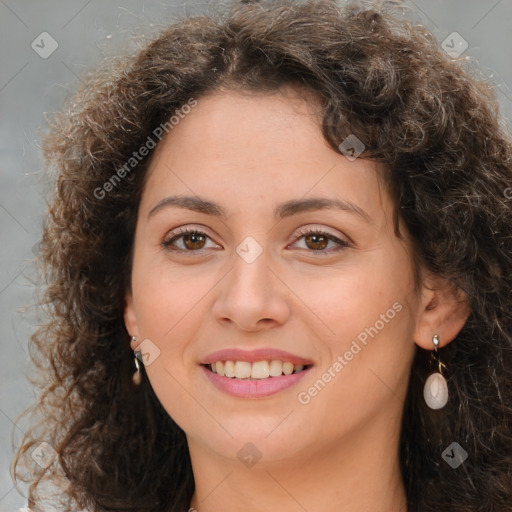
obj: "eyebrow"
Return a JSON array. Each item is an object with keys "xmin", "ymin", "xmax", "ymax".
[{"xmin": 147, "ymin": 195, "xmax": 371, "ymax": 222}]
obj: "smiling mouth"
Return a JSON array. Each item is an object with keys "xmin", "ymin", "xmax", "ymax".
[{"xmin": 203, "ymin": 360, "xmax": 313, "ymax": 380}]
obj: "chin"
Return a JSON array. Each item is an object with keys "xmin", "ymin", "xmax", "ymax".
[{"xmin": 197, "ymin": 417, "xmax": 314, "ymax": 461}]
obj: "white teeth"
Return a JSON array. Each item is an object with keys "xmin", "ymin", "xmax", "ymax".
[
  {"xmin": 208, "ymin": 359, "xmax": 308, "ymax": 379},
  {"xmin": 269, "ymin": 360, "xmax": 283, "ymax": 377},
  {"xmin": 224, "ymin": 360, "xmax": 235, "ymax": 378},
  {"xmin": 282, "ymin": 362, "xmax": 294, "ymax": 375},
  {"xmin": 234, "ymin": 361, "xmax": 252, "ymax": 379},
  {"xmin": 251, "ymin": 361, "xmax": 270, "ymax": 379}
]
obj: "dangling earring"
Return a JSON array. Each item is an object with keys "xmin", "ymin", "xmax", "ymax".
[
  {"xmin": 131, "ymin": 336, "xmax": 142, "ymax": 386},
  {"xmin": 423, "ymin": 334, "xmax": 448, "ymax": 409}
]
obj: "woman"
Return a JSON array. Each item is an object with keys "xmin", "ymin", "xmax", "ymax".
[{"xmin": 12, "ymin": 0, "xmax": 512, "ymax": 511}]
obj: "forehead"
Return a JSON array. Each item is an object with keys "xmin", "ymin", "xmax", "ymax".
[{"xmin": 140, "ymin": 89, "xmax": 391, "ymax": 223}]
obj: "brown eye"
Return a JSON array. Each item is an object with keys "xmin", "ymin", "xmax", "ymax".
[
  {"xmin": 163, "ymin": 228, "xmax": 221, "ymax": 253},
  {"xmin": 290, "ymin": 227, "xmax": 351, "ymax": 254},
  {"xmin": 304, "ymin": 233, "xmax": 329, "ymax": 250},
  {"xmin": 182, "ymin": 232, "xmax": 206, "ymax": 250}
]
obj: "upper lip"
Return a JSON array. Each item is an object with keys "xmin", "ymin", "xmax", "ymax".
[{"xmin": 201, "ymin": 348, "xmax": 314, "ymax": 366}]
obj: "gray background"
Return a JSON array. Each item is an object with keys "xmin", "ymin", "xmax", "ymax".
[{"xmin": 1, "ymin": 0, "xmax": 511, "ymax": 510}]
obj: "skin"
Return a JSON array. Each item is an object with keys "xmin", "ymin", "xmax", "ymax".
[{"xmin": 124, "ymin": 87, "xmax": 469, "ymax": 512}]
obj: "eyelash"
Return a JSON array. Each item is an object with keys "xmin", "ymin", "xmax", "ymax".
[{"xmin": 162, "ymin": 225, "xmax": 351, "ymax": 256}]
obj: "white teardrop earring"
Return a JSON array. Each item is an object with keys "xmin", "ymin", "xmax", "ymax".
[{"xmin": 423, "ymin": 334, "xmax": 449, "ymax": 410}]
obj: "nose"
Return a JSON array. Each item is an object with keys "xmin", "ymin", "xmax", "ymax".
[{"xmin": 211, "ymin": 244, "xmax": 291, "ymax": 333}]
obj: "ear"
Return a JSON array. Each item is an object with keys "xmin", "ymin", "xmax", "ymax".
[
  {"xmin": 124, "ymin": 291, "xmax": 141, "ymax": 351},
  {"xmin": 413, "ymin": 275, "xmax": 470, "ymax": 350}
]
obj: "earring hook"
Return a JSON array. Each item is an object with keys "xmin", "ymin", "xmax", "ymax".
[{"xmin": 431, "ymin": 334, "xmax": 446, "ymax": 375}]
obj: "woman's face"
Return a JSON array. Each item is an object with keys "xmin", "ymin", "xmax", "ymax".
[{"xmin": 124, "ymin": 88, "xmax": 422, "ymax": 467}]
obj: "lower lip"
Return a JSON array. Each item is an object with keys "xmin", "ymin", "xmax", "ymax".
[{"xmin": 201, "ymin": 365, "xmax": 311, "ymax": 398}]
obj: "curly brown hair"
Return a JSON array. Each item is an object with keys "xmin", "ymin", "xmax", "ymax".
[{"xmin": 11, "ymin": 0, "xmax": 512, "ymax": 511}]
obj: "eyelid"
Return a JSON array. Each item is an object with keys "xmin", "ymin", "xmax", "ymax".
[
  {"xmin": 291, "ymin": 224, "xmax": 351, "ymax": 245},
  {"xmin": 164, "ymin": 224, "xmax": 216, "ymax": 241}
]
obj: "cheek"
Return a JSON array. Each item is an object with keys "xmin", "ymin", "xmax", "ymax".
[
  {"xmin": 284, "ymin": 252, "xmax": 414, "ymax": 346},
  {"xmin": 130, "ymin": 265, "xmax": 211, "ymax": 427},
  {"xmin": 290, "ymin": 248, "xmax": 417, "ymax": 397},
  {"xmin": 131, "ymin": 256, "xmax": 215, "ymax": 339},
  {"xmin": 298, "ymin": 288, "xmax": 415, "ymax": 437}
]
